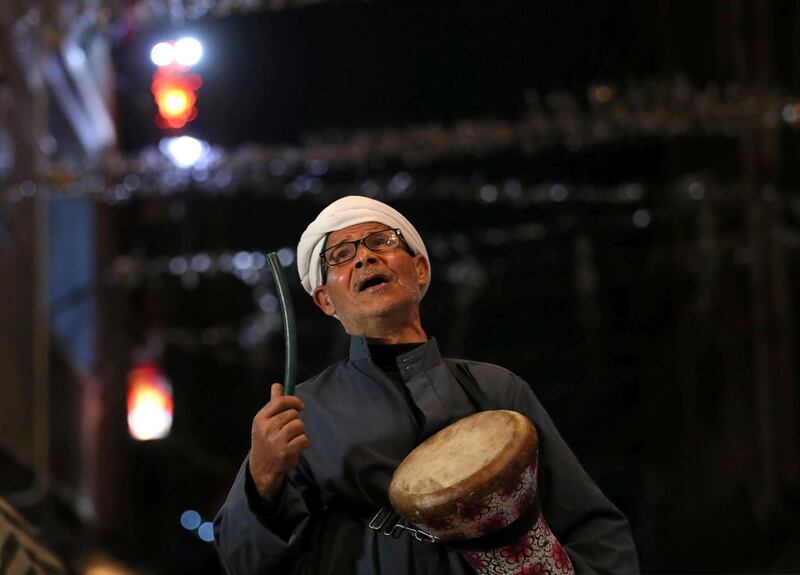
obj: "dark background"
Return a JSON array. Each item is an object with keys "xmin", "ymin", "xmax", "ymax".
[
  {"xmin": 2, "ymin": 0, "xmax": 800, "ymax": 573},
  {"xmin": 104, "ymin": 2, "xmax": 800, "ymax": 573}
]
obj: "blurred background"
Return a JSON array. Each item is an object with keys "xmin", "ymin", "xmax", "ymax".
[{"xmin": 1, "ymin": 0, "xmax": 799, "ymax": 573}]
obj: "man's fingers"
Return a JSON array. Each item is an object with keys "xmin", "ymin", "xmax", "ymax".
[
  {"xmin": 270, "ymin": 408, "xmax": 301, "ymax": 430},
  {"xmin": 287, "ymin": 434, "xmax": 309, "ymax": 452},
  {"xmin": 250, "ymin": 383, "xmax": 309, "ymax": 476},
  {"xmin": 260, "ymin": 394, "xmax": 304, "ymax": 418},
  {"xmin": 280, "ymin": 418, "xmax": 306, "ymax": 442}
]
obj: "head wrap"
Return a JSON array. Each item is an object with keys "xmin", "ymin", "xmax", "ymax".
[{"xmin": 297, "ymin": 195, "xmax": 430, "ymax": 297}]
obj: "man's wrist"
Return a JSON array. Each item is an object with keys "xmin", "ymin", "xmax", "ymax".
[
  {"xmin": 248, "ymin": 462, "xmax": 285, "ymax": 501},
  {"xmin": 245, "ymin": 465, "xmax": 286, "ymax": 515}
]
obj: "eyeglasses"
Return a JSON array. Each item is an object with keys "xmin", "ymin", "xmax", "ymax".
[{"xmin": 319, "ymin": 228, "xmax": 408, "ymax": 282}]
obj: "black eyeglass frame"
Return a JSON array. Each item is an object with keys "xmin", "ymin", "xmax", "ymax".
[{"xmin": 319, "ymin": 228, "xmax": 412, "ymax": 284}]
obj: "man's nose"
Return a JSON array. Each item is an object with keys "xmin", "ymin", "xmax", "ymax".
[{"xmin": 353, "ymin": 244, "xmax": 377, "ymax": 268}]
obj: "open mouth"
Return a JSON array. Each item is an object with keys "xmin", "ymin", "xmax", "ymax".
[{"xmin": 357, "ymin": 273, "xmax": 390, "ymax": 292}]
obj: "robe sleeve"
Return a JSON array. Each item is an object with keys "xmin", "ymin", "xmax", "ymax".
[{"xmin": 214, "ymin": 455, "xmax": 317, "ymax": 574}]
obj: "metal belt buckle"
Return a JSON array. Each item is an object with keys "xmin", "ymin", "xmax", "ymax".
[
  {"xmin": 368, "ymin": 507, "xmax": 439, "ymax": 544},
  {"xmin": 368, "ymin": 507, "xmax": 399, "ymax": 534},
  {"xmin": 411, "ymin": 527, "xmax": 439, "ymax": 544}
]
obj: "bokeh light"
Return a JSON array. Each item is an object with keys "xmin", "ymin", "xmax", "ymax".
[
  {"xmin": 159, "ymin": 136, "xmax": 208, "ymax": 169},
  {"xmin": 180, "ymin": 510, "xmax": 202, "ymax": 530},
  {"xmin": 174, "ymin": 37, "xmax": 204, "ymax": 67},
  {"xmin": 197, "ymin": 522, "xmax": 214, "ymax": 542},
  {"xmin": 150, "ymin": 42, "xmax": 174, "ymax": 67}
]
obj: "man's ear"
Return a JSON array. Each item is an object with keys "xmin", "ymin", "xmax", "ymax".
[
  {"xmin": 312, "ymin": 285, "xmax": 337, "ymax": 316},
  {"xmin": 414, "ymin": 255, "xmax": 430, "ymax": 289}
]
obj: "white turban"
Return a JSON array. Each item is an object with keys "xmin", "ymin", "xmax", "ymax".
[{"xmin": 297, "ymin": 195, "xmax": 430, "ymax": 296}]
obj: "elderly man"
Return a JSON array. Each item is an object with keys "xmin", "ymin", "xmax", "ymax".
[{"xmin": 214, "ymin": 196, "xmax": 638, "ymax": 574}]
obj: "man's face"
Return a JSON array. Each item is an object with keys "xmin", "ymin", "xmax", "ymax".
[{"xmin": 312, "ymin": 221, "xmax": 429, "ymax": 335}]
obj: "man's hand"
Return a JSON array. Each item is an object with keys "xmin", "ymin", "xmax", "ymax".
[{"xmin": 249, "ymin": 383, "xmax": 309, "ymax": 504}]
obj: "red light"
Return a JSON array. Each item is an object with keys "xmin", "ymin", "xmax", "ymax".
[
  {"xmin": 151, "ymin": 70, "xmax": 202, "ymax": 129},
  {"xmin": 127, "ymin": 363, "xmax": 173, "ymax": 440}
]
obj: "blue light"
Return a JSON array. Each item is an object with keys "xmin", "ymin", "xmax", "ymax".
[
  {"xmin": 277, "ymin": 247, "xmax": 295, "ymax": 267},
  {"xmin": 180, "ymin": 510, "xmax": 202, "ymax": 530},
  {"xmin": 198, "ymin": 521, "xmax": 215, "ymax": 542}
]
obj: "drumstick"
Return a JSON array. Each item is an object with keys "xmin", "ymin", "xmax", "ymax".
[{"xmin": 267, "ymin": 252, "xmax": 298, "ymax": 396}]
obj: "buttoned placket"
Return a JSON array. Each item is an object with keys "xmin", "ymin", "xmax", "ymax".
[
  {"xmin": 348, "ymin": 335, "xmax": 477, "ymax": 439},
  {"xmin": 396, "ymin": 345, "xmax": 461, "ymax": 440}
]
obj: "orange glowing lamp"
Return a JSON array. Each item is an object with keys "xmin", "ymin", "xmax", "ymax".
[
  {"xmin": 151, "ymin": 70, "xmax": 202, "ymax": 129},
  {"xmin": 127, "ymin": 363, "xmax": 174, "ymax": 441}
]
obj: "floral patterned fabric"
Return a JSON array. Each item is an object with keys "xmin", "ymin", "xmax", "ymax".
[{"xmin": 411, "ymin": 460, "xmax": 575, "ymax": 575}]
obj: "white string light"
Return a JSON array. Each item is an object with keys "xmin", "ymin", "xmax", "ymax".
[
  {"xmin": 100, "ymin": 172, "xmax": 800, "ymax": 353},
  {"xmin": 98, "ymin": 173, "xmax": 756, "ymax": 288}
]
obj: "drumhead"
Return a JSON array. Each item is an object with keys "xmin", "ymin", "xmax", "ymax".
[{"xmin": 389, "ymin": 410, "xmax": 537, "ymax": 520}]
